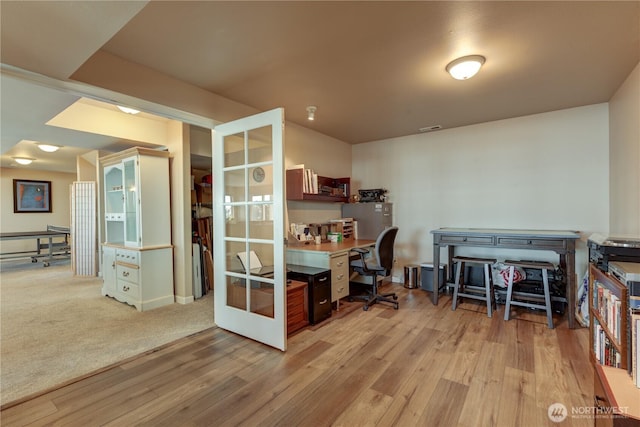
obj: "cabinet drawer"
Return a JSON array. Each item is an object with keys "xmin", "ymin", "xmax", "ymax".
[
  {"xmin": 496, "ymin": 237, "xmax": 565, "ymax": 249},
  {"xmin": 330, "ymin": 253, "xmax": 349, "ymax": 301},
  {"xmin": 116, "ymin": 263, "xmax": 139, "ymax": 284},
  {"xmin": 117, "ymin": 280, "xmax": 140, "ymax": 297},
  {"xmin": 439, "ymin": 235, "xmax": 494, "ymax": 245},
  {"xmin": 116, "ymin": 249, "xmax": 139, "ymax": 265},
  {"xmin": 330, "ymin": 253, "xmax": 348, "ymax": 272}
]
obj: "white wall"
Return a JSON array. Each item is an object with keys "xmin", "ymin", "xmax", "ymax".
[
  {"xmin": 285, "ymin": 122, "xmax": 352, "ymax": 225},
  {"xmin": 609, "ymin": 62, "xmax": 640, "ymax": 236},
  {"xmin": 352, "ymin": 104, "xmax": 610, "ymax": 280},
  {"xmin": 0, "ymin": 167, "xmax": 75, "ymax": 252}
]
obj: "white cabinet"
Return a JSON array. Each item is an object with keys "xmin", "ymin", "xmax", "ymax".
[
  {"xmin": 100, "ymin": 148, "xmax": 174, "ymax": 311},
  {"xmin": 102, "ymin": 148, "xmax": 171, "ymax": 247},
  {"xmin": 102, "ymin": 246, "xmax": 174, "ymax": 311}
]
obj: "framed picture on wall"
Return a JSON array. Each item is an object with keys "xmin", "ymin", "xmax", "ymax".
[{"xmin": 13, "ymin": 179, "xmax": 52, "ymax": 213}]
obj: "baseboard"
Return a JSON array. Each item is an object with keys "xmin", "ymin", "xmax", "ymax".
[{"xmin": 175, "ymin": 295, "xmax": 195, "ymax": 305}]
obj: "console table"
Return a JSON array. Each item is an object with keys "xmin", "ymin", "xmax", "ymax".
[{"xmin": 430, "ymin": 228, "xmax": 581, "ymax": 329}]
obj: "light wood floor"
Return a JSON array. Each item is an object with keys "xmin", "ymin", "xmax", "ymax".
[{"xmin": 1, "ymin": 283, "xmax": 594, "ymax": 426}]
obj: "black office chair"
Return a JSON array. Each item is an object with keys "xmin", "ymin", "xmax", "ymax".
[{"xmin": 349, "ymin": 226, "xmax": 399, "ymax": 311}]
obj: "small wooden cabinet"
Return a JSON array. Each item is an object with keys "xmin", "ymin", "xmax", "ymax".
[
  {"xmin": 286, "ymin": 169, "xmax": 350, "ymax": 202},
  {"xmin": 287, "ymin": 280, "xmax": 309, "ymax": 335},
  {"xmin": 226, "ymin": 280, "xmax": 309, "ymax": 336}
]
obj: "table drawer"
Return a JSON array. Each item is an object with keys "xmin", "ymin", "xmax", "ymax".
[
  {"xmin": 439, "ymin": 235, "xmax": 494, "ymax": 245},
  {"xmin": 496, "ymin": 237, "xmax": 565, "ymax": 250}
]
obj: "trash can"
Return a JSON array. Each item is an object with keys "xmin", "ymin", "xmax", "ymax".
[
  {"xmin": 420, "ymin": 263, "xmax": 447, "ymax": 292},
  {"xmin": 404, "ymin": 264, "xmax": 420, "ymax": 289}
]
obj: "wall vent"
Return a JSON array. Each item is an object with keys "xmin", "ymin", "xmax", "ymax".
[{"xmin": 419, "ymin": 125, "xmax": 442, "ymax": 133}]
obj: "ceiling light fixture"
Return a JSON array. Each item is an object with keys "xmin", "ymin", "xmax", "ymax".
[
  {"xmin": 446, "ymin": 55, "xmax": 486, "ymax": 80},
  {"xmin": 13, "ymin": 157, "xmax": 34, "ymax": 165},
  {"xmin": 37, "ymin": 143, "xmax": 60, "ymax": 153},
  {"xmin": 117, "ymin": 105, "xmax": 140, "ymax": 115},
  {"xmin": 306, "ymin": 106, "xmax": 317, "ymax": 121}
]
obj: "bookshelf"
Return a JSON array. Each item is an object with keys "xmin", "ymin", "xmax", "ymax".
[
  {"xmin": 286, "ymin": 168, "xmax": 350, "ymax": 203},
  {"xmin": 589, "ymin": 262, "xmax": 640, "ymax": 425},
  {"xmin": 589, "ymin": 264, "xmax": 628, "ymax": 369}
]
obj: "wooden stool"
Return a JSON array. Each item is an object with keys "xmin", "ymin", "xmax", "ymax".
[
  {"xmin": 503, "ymin": 260, "xmax": 555, "ymax": 329},
  {"xmin": 451, "ymin": 256, "xmax": 497, "ymax": 317}
]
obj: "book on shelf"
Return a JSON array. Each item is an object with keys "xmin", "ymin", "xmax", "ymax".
[
  {"xmin": 594, "ymin": 280, "xmax": 623, "ymax": 342},
  {"xmin": 594, "ymin": 320, "xmax": 622, "ymax": 368}
]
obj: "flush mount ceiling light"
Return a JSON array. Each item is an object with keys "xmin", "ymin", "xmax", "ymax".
[
  {"xmin": 13, "ymin": 157, "xmax": 34, "ymax": 165},
  {"xmin": 446, "ymin": 55, "xmax": 486, "ymax": 80},
  {"xmin": 37, "ymin": 143, "xmax": 60, "ymax": 153},
  {"xmin": 306, "ymin": 106, "xmax": 317, "ymax": 121},
  {"xmin": 117, "ymin": 105, "xmax": 140, "ymax": 115}
]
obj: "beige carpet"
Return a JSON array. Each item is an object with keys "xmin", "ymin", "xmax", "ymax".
[{"xmin": 0, "ymin": 260, "xmax": 214, "ymax": 406}]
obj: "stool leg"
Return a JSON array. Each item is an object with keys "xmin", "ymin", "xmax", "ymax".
[
  {"xmin": 504, "ymin": 266, "xmax": 515, "ymax": 321},
  {"xmin": 483, "ymin": 263, "xmax": 493, "ymax": 317},
  {"xmin": 542, "ymin": 268, "xmax": 554, "ymax": 329},
  {"xmin": 452, "ymin": 261, "xmax": 463, "ymax": 311}
]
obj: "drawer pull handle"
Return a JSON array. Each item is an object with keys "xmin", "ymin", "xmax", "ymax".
[
  {"xmin": 462, "ymin": 237, "xmax": 467, "ymax": 242},
  {"xmin": 319, "ymin": 299, "xmax": 328, "ymax": 305},
  {"xmin": 527, "ymin": 240, "xmax": 533, "ymax": 244},
  {"xmin": 337, "ymin": 261, "xmax": 344, "ymax": 266},
  {"xmin": 338, "ymin": 287, "xmax": 344, "ymax": 292},
  {"xmin": 337, "ymin": 274, "xmax": 344, "ymax": 280},
  {"xmin": 123, "ymin": 285, "xmax": 130, "ymax": 292},
  {"xmin": 123, "ymin": 271, "xmax": 129, "ymax": 277},
  {"xmin": 319, "ymin": 277, "xmax": 328, "ymax": 282}
]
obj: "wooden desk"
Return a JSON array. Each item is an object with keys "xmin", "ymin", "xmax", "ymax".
[
  {"xmin": 431, "ymin": 228, "xmax": 581, "ymax": 329},
  {"xmin": 286, "ymin": 239, "xmax": 375, "ymax": 306}
]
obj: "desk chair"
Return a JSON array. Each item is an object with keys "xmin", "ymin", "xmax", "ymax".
[{"xmin": 349, "ymin": 226, "xmax": 399, "ymax": 311}]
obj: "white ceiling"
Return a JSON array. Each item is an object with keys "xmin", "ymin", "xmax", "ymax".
[{"xmin": 1, "ymin": 1, "xmax": 639, "ymax": 173}]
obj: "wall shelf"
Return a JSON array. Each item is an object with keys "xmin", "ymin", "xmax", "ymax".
[{"xmin": 286, "ymin": 169, "xmax": 350, "ymax": 203}]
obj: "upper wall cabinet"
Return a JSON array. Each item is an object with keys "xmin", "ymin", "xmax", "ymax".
[
  {"xmin": 286, "ymin": 168, "xmax": 350, "ymax": 203},
  {"xmin": 101, "ymin": 147, "xmax": 171, "ymax": 247}
]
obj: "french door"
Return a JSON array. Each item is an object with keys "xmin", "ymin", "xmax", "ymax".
[{"xmin": 213, "ymin": 108, "xmax": 286, "ymax": 351}]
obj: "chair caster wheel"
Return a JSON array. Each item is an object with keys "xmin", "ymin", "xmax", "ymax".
[
  {"xmin": 393, "ymin": 295, "xmax": 398, "ymax": 300},
  {"xmin": 363, "ymin": 305, "xmax": 369, "ymax": 311},
  {"xmin": 394, "ymin": 304, "xmax": 399, "ymax": 310}
]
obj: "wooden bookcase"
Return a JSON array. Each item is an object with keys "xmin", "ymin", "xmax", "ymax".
[
  {"xmin": 286, "ymin": 169, "xmax": 350, "ymax": 202},
  {"xmin": 589, "ymin": 263, "xmax": 629, "ymax": 369}
]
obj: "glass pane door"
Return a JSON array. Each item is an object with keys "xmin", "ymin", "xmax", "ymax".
[
  {"xmin": 104, "ymin": 164, "xmax": 124, "ymax": 244},
  {"xmin": 123, "ymin": 157, "xmax": 139, "ymax": 247},
  {"xmin": 213, "ymin": 108, "xmax": 285, "ymax": 351}
]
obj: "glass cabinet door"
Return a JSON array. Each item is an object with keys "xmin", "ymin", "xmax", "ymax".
[
  {"xmin": 123, "ymin": 157, "xmax": 139, "ymax": 246},
  {"xmin": 104, "ymin": 164, "xmax": 125, "ymax": 244}
]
